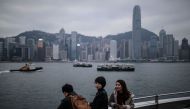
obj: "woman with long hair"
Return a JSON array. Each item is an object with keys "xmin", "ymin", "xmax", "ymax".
[{"xmin": 109, "ymin": 80, "xmax": 134, "ymax": 109}]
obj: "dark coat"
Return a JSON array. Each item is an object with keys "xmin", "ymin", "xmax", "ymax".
[
  {"xmin": 57, "ymin": 92, "xmax": 77, "ymax": 109},
  {"xmin": 90, "ymin": 88, "xmax": 108, "ymax": 109}
]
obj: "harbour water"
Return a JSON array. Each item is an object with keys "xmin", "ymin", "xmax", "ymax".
[{"xmin": 0, "ymin": 62, "xmax": 190, "ymax": 109}]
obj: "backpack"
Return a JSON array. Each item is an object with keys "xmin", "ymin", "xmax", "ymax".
[{"xmin": 70, "ymin": 95, "xmax": 91, "ymax": 109}]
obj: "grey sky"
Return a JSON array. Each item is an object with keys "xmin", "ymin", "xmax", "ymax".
[{"xmin": 0, "ymin": 0, "xmax": 190, "ymax": 42}]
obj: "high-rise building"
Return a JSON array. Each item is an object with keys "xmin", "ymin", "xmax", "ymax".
[
  {"xmin": 179, "ymin": 38, "xmax": 190, "ymax": 61},
  {"xmin": 142, "ymin": 41, "xmax": 148, "ymax": 59},
  {"xmin": 132, "ymin": 5, "xmax": 142, "ymax": 59},
  {"xmin": 71, "ymin": 31, "xmax": 77, "ymax": 61},
  {"xmin": 37, "ymin": 39, "xmax": 45, "ymax": 61},
  {"xmin": 119, "ymin": 40, "xmax": 128, "ymax": 59},
  {"xmin": 58, "ymin": 28, "xmax": 67, "ymax": 61},
  {"xmin": 148, "ymin": 36, "xmax": 158, "ymax": 59},
  {"xmin": 110, "ymin": 40, "xmax": 117, "ymax": 61},
  {"xmin": 159, "ymin": 29, "xmax": 167, "ymax": 57},
  {"xmin": 128, "ymin": 39, "xmax": 133, "ymax": 59},
  {"xmin": 4, "ymin": 37, "xmax": 16, "ymax": 60},
  {"xmin": 0, "ymin": 38, "xmax": 4, "ymax": 61},
  {"xmin": 166, "ymin": 34, "xmax": 174, "ymax": 58},
  {"xmin": 19, "ymin": 36, "xmax": 26, "ymax": 45},
  {"xmin": 53, "ymin": 44, "xmax": 59, "ymax": 60},
  {"xmin": 26, "ymin": 38, "xmax": 35, "ymax": 61},
  {"xmin": 174, "ymin": 40, "xmax": 179, "ymax": 60}
]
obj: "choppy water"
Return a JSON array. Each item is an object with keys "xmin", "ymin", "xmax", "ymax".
[{"xmin": 0, "ymin": 62, "xmax": 190, "ymax": 109}]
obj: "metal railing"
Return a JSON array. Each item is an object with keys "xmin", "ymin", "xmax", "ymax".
[{"xmin": 134, "ymin": 91, "xmax": 190, "ymax": 109}]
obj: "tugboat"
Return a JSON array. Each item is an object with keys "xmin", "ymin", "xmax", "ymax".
[
  {"xmin": 10, "ymin": 63, "xmax": 43, "ymax": 72},
  {"xmin": 73, "ymin": 62, "xmax": 92, "ymax": 67},
  {"xmin": 97, "ymin": 64, "xmax": 135, "ymax": 71}
]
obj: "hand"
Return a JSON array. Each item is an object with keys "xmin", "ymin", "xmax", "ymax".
[
  {"xmin": 112, "ymin": 103, "xmax": 119, "ymax": 108},
  {"xmin": 118, "ymin": 105, "xmax": 131, "ymax": 109}
]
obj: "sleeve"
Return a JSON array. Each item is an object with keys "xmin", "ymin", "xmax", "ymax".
[
  {"xmin": 57, "ymin": 99, "xmax": 70, "ymax": 109},
  {"xmin": 91, "ymin": 92, "xmax": 108, "ymax": 109},
  {"xmin": 123, "ymin": 96, "xmax": 134, "ymax": 109},
  {"xmin": 109, "ymin": 93, "xmax": 116, "ymax": 107}
]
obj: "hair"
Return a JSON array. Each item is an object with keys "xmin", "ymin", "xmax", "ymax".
[
  {"xmin": 62, "ymin": 84, "xmax": 73, "ymax": 93},
  {"xmin": 95, "ymin": 76, "xmax": 106, "ymax": 88},
  {"xmin": 116, "ymin": 80, "xmax": 131, "ymax": 100}
]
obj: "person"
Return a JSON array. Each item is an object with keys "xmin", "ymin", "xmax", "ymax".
[
  {"xmin": 57, "ymin": 84, "xmax": 77, "ymax": 109},
  {"xmin": 90, "ymin": 76, "xmax": 108, "ymax": 109},
  {"xmin": 20, "ymin": 64, "xmax": 30, "ymax": 70},
  {"xmin": 109, "ymin": 80, "xmax": 134, "ymax": 109}
]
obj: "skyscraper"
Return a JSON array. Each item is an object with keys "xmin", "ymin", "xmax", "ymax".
[
  {"xmin": 180, "ymin": 38, "xmax": 190, "ymax": 60},
  {"xmin": 110, "ymin": 40, "xmax": 117, "ymax": 61},
  {"xmin": 132, "ymin": 5, "xmax": 141, "ymax": 59},
  {"xmin": 159, "ymin": 29, "xmax": 167, "ymax": 57},
  {"xmin": 0, "ymin": 38, "xmax": 4, "ymax": 61},
  {"xmin": 71, "ymin": 31, "xmax": 77, "ymax": 61}
]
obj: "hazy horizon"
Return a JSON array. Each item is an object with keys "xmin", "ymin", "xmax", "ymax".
[{"xmin": 0, "ymin": 0, "xmax": 190, "ymax": 42}]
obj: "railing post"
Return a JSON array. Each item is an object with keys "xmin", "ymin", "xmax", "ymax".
[{"xmin": 155, "ymin": 94, "xmax": 159, "ymax": 109}]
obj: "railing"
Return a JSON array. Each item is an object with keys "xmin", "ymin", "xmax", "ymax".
[{"xmin": 134, "ymin": 91, "xmax": 190, "ymax": 109}]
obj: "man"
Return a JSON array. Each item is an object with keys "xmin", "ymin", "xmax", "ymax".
[
  {"xmin": 90, "ymin": 76, "xmax": 108, "ymax": 109},
  {"xmin": 57, "ymin": 84, "xmax": 77, "ymax": 109}
]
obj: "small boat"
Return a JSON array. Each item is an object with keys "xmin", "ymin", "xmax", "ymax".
[
  {"xmin": 10, "ymin": 67, "xmax": 43, "ymax": 72},
  {"xmin": 73, "ymin": 63, "xmax": 92, "ymax": 67},
  {"xmin": 97, "ymin": 64, "xmax": 135, "ymax": 71}
]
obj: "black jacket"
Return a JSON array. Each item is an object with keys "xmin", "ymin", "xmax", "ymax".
[
  {"xmin": 90, "ymin": 88, "xmax": 108, "ymax": 109},
  {"xmin": 57, "ymin": 92, "xmax": 77, "ymax": 109}
]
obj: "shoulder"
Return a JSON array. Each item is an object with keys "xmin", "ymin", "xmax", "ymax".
[
  {"xmin": 61, "ymin": 97, "xmax": 70, "ymax": 104},
  {"xmin": 98, "ymin": 89, "xmax": 107, "ymax": 95}
]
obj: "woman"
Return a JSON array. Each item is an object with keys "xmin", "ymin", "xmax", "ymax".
[{"xmin": 109, "ymin": 80, "xmax": 134, "ymax": 109}]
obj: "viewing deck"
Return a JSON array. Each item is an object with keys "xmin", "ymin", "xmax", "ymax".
[{"xmin": 109, "ymin": 91, "xmax": 190, "ymax": 109}]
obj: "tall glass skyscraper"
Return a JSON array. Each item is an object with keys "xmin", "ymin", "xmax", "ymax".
[
  {"xmin": 71, "ymin": 31, "xmax": 77, "ymax": 61},
  {"xmin": 110, "ymin": 40, "xmax": 117, "ymax": 61},
  {"xmin": 132, "ymin": 5, "xmax": 141, "ymax": 59}
]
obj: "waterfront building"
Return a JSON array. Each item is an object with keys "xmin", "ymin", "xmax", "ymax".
[
  {"xmin": 58, "ymin": 28, "xmax": 67, "ymax": 61},
  {"xmin": 19, "ymin": 36, "xmax": 26, "ymax": 45},
  {"xmin": 37, "ymin": 39, "xmax": 45, "ymax": 61},
  {"xmin": 66, "ymin": 37, "xmax": 72, "ymax": 60},
  {"xmin": 148, "ymin": 36, "xmax": 158, "ymax": 59},
  {"xmin": 4, "ymin": 37, "xmax": 16, "ymax": 60},
  {"xmin": 0, "ymin": 38, "xmax": 4, "ymax": 61},
  {"xmin": 132, "ymin": 5, "xmax": 142, "ymax": 59},
  {"xmin": 95, "ymin": 51, "xmax": 105, "ymax": 62},
  {"xmin": 45, "ymin": 43, "xmax": 53, "ymax": 61},
  {"xmin": 159, "ymin": 29, "xmax": 167, "ymax": 57},
  {"xmin": 71, "ymin": 31, "xmax": 77, "ymax": 61},
  {"xmin": 174, "ymin": 40, "xmax": 179, "ymax": 60},
  {"xmin": 53, "ymin": 44, "xmax": 59, "ymax": 60},
  {"xmin": 179, "ymin": 38, "xmax": 190, "ymax": 61},
  {"xmin": 142, "ymin": 41, "xmax": 149, "ymax": 59},
  {"xmin": 110, "ymin": 40, "xmax": 117, "ymax": 61},
  {"xmin": 166, "ymin": 34, "xmax": 174, "ymax": 59},
  {"xmin": 119, "ymin": 40, "xmax": 129, "ymax": 60},
  {"xmin": 26, "ymin": 38, "xmax": 35, "ymax": 61}
]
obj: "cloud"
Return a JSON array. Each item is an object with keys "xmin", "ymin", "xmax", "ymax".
[{"xmin": 0, "ymin": 0, "xmax": 190, "ymax": 42}]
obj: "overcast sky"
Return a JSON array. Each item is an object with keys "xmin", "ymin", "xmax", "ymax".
[{"xmin": 0, "ymin": 0, "xmax": 190, "ymax": 42}]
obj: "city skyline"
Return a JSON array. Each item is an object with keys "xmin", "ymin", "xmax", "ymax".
[{"xmin": 0, "ymin": 0, "xmax": 190, "ymax": 42}]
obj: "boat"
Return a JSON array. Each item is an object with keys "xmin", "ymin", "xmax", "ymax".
[
  {"xmin": 10, "ymin": 67, "xmax": 43, "ymax": 72},
  {"xmin": 73, "ymin": 62, "xmax": 92, "ymax": 67},
  {"xmin": 10, "ymin": 63, "xmax": 43, "ymax": 72},
  {"xmin": 97, "ymin": 64, "xmax": 135, "ymax": 71}
]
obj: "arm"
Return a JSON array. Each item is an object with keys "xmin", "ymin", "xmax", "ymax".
[
  {"xmin": 121, "ymin": 96, "xmax": 134, "ymax": 109},
  {"xmin": 109, "ymin": 93, "xmax": 116, "ymax": 107}
]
